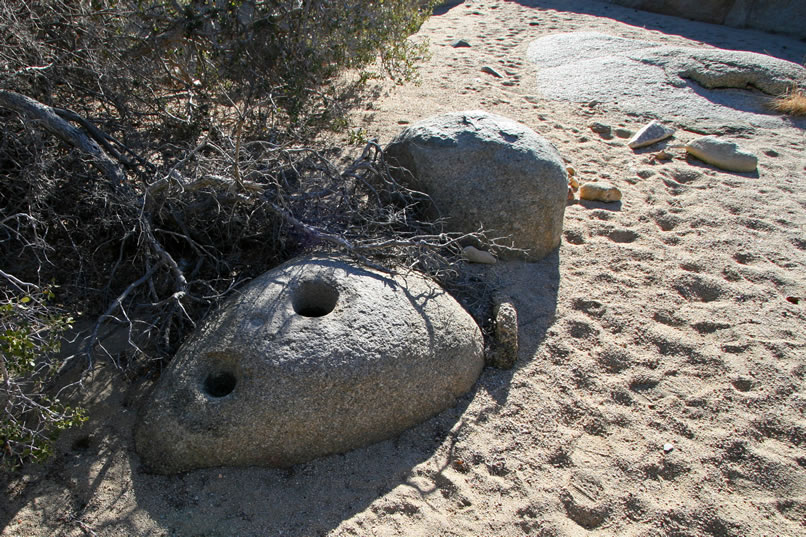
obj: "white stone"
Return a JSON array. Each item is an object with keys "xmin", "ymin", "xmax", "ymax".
[
  {"xmin": 685, "ymin": 136, "xmax": 758, "ymax": 172},
  {"xmin": 627, "ymin": 120, "xmax": 676, "ymax": 149}
]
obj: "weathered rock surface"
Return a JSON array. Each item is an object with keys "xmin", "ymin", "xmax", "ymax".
[
  {"xmin": 579, "ymin": 182, "xmax": 623, "ymax": 203},
  {"xmin": 601, "ymin": 0, "xmax": 806, "ymax": 39},
  {"xmin": 527, "ymin": 32, "xmax": 806, "ymax": 129},
  {"xmin": 628, "ymin": 120, "xmax": 675, "ymax": 149},
  {"xmin": 685, "ymin": 136, "xmax": 758, "ymax": 172},
  {"xmin": 384, "ymin": 110, "xmax": 568, "ymax": 260},
  {"xmin": 135, "ymin": 256, "xmax": 484, "ymax": 473}
]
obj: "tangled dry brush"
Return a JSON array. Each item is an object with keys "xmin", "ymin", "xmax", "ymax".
[{"xmin": 0, "ymin": 0, "xmax": 512, "ymax": 467}]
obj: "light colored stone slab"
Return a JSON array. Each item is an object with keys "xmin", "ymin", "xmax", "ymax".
[
  {"xmin": 527, "ymin": 32, "xmax": 806, "ymax": 130},
  {"xmin": 685, "ymin": 136, "xmax": 759, "ymax": 172}
]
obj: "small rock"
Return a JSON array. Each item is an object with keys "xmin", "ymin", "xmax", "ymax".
[
  {"xmin": 566, "ymin": 166, "xmax": 576, "ymax": 176},
  {"xmin": 614, "ymin": 128, "xmax": 633, "ymax": 139},
  {"xmin": 451, "ymin": 39, "xmax": 471, "ymax": 48},
  {"xmin": 567, "ymin": 187, "xmax": 575, "ymax": 201},
  {"xmin": 488, "ymin": 298, "xmax": 518, "ymax": 369},
  {"xmin": 663, "ymin": 443, "xmax": 674, "ymax": 453},
  {"xmin": 685, "ymin": 136, "xmax": 758, "ymax": 172},
  {"xmin": 589, "ymin": 122, "xmax": 611, "ymax": 135},
  {"xmin": 579, "ymin": 182, "xmax": 622, "ymax": 203},
  {"xmin": 481, "ymin": 66, "xmax": 504, "ymax": 78},
  {"xmin": 650, "ymin": 150, "xmax": 673, "ymax": 162},
  {"xmin": 636, "ymin": 169, "xmax": 655, "ymax": 179},
  {"xmin": 463, "ymin": 245, "xmax": 497, "ymax": 264},
  {"xmin": 763, "ymin": 149, "xmax": 779, "ymax": 157},
  {"xmin": 628, "ymin": 120, "xmax": 675, "ymax": 149},
  {"xmin": 568, "ymin": 175, "xmax": 579, "ymax": 190}
]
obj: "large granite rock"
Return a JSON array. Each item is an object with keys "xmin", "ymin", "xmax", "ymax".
[
  {"xmin": 527, "ymin": 32, "xmax": 806, "ymax": 130},
  {"xmin": 600, "ymin": 0, "xmax": 806, "ymax": 39},
  {"xmin": 135, "ymin": 256, "xmax": 484, "ymax": 473},
  {"xmin": 384, "ymin": 111, "xmax": 568, "ymax": 261}
]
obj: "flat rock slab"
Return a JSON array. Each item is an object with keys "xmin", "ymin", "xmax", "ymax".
[
  {"xmin": 384, "ymin": 110, "xmax": 568, "ymax": 260},
  {"xmin": 136, "ymin": 256, "xmax": 484, "ymax": 473},
  {"xmin": 686, "ymin": 136, "xmax": 759, "ymax": 172},
  {"xmin": 527, "ymin": 32, "xmax": 806, "ymax": 130}
]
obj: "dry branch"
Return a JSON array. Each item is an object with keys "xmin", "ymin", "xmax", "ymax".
[{"xmin": 0, "ymin": 90, "xmax": 127, "ymax": 186}]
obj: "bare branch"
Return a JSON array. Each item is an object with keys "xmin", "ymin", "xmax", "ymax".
[{"xmin": 0, "ymin": 90, "xmax": 126, "ymax": 186}]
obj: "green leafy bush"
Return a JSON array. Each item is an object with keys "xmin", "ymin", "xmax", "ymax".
[{"xmin": 1, "ymin": 288, "xmax": 85, "ymax": 469}]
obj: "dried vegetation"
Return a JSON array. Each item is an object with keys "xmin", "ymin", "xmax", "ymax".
[{"xmin": 0, "ymin": 0, "xmax": 511, "ymax": 468}]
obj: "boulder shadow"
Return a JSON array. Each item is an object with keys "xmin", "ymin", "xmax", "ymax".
[
  {"xmin": 577, "ymin": 199, "xmax": 623, "ymax": 211},
  {"xmin": 470, "ymin": 250, "xmax": 561, "ymax": 407},
  {"xmin": 684, "ymin": 154, "xmax": 761, "ymax": 178},
  {"xmin": 0, "ymin": 358, "xmax": 469, "ymax": 537},
  {"xmin": 1, "ymin": 252, "xmax": 559, "ymax": 537},
  {"xmin": 506, "ymin": 0, "xmax": 806, "ymax": 64}
]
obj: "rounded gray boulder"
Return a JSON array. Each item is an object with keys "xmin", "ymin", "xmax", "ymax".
[
  {"xmin": 135, "ymin": 255, "xmax": 484, "ymax": 473},
  {"xmin": 384, "ymin": 110, "xmax": 568, "ymax": 261}
]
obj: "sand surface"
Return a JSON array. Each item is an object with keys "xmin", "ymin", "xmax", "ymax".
[{"xmin": 3, "ymin": 1, "xmax": 805, "ymax": 536}]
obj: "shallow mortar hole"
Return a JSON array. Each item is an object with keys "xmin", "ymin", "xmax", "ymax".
[
  {"xmin": 292, "ymin": 279, "xmax": 339, "ymax": 317},
  {"xmin": 204, "ymin": 371, "xmax": 237, "ymax": 398}
]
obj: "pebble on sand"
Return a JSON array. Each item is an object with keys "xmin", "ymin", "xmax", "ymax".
[
  {"xmin": 628, "ymin": 120, "xmax": 675, "ymax": 149},
  {"xmin": 589, "ymin": 122, "xmax": 611, "ymax": 135},
  {"xmin": 481, "ymin": 66, "xmax": 504, "ymax": 78},
  {"xmin": 685, "ymin": 136, "xmax": 758, "ymax": 172},
  {"xmin": 579, "ymin": 182, "xmax": 622, "ymax": 203}
]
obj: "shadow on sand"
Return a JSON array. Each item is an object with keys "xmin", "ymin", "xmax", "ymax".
[
  {"xmin": 505, "ymin": 0, "xmax": 806, "ymax": 64},
  {"xmin": 1, "ymin": 253, "xmax": 560, "ymax": 537}
]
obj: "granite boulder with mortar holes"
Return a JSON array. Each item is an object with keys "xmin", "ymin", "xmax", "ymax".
[{"xmin": 135, "ymin": 255, "xmax": 484, "ymax": 473}]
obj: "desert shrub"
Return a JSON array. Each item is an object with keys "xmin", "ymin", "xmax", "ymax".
[
  {"xmin": 769, "ymin": 87, "xmax": 806, "ymax": 116},
  {"xmin": 1, "ymin": 0, "xmax": 519, "ymax": 470},
  {"xmin": 0, "ymin": 0, "xmax": 436, "ymax": 138},
  {"xmin": 1, "ymin": 287, "xmax": 85, "ymax": 469}
]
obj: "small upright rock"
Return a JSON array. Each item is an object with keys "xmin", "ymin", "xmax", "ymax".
[
  {"xmin": 488, "ymin": 299, "xmax": 519, "ymax": 369},
  {"xmin": 579, "ymin": 182, "xmax": 622, "ymax": 203},
  {"xmin": 451, "ymin": 39, "xmax": 471, "ymax": 48},
  {"xmin": 685, "ymin": 136, "xmax": 758, "ymax": 172},
  {"xmin": 628, "ymin": 120, "xmax": 675, "ymax": 149}
]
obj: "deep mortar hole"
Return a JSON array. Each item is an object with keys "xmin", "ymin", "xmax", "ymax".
[
  {"xmin": 292, "ymin": 280, "xmax": 339, "ymax": 317},
  {"xmin": 204, "ymin": 371, "xmax": 237, "ymax": 398}
]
